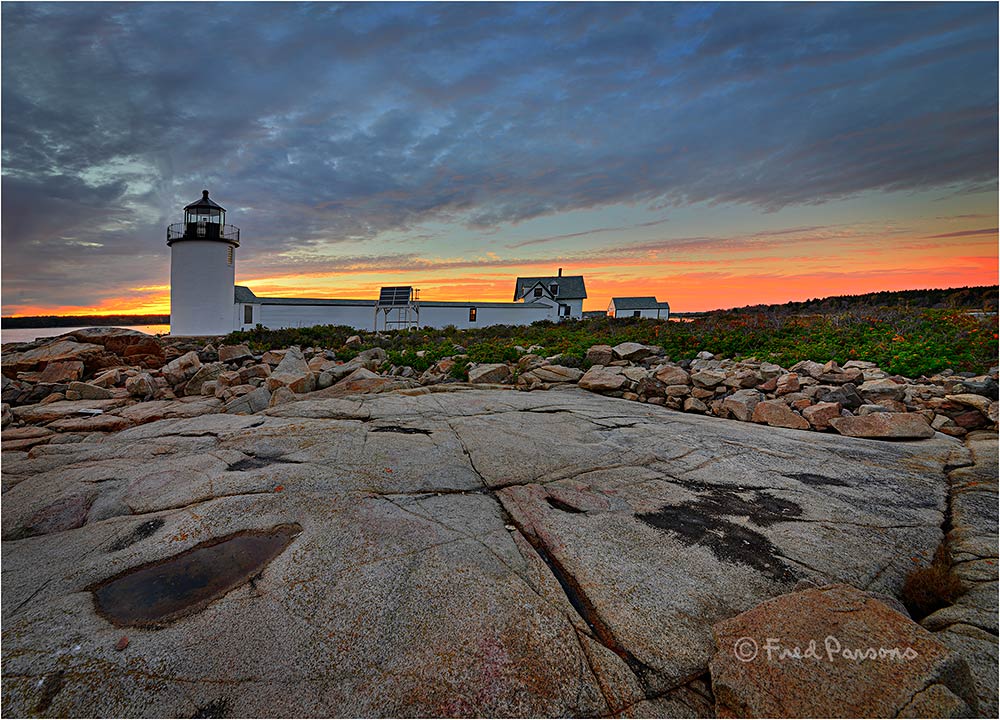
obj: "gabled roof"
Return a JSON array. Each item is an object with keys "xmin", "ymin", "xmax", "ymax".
[
  {"xmin": 513, "ymin": 275, "xmax": 587, "ymax": 301},
  {"xmin": 611, "ymin": 296, "xmax": 670, "ymax": 310}
]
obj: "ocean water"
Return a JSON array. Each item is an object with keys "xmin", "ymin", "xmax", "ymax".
[{"xmin": 0, "ymin": 325, "xmax": 171, "ymax": 345}]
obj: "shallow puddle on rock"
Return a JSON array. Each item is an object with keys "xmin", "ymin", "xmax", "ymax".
[{"xmin": 90, "ymin": 523, "xmax": 301, "ymax": 627}]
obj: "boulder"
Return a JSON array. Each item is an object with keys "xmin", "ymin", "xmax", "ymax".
[
  {"xmin": 578, "ymin": 366, "xmax": 628, "ymax": 393},
  {"xmin": 262, "ymin": 349, "xmax": 288, "ymax": 365},
  {"xmin": 161, "ymin": 351, "xmax": 202, "ymax": 387},
  {"xmin": 223, "ymin": 386, "xmax": 272, "ymax": 415},
  {"xmin": 67, "ymin": 382, "xmax": 114, "ymax": 401},
  {"xmin": 952, "ymin": 410, "xmax": 989, "ymax": 430},
  {"xmin": 1, "ymin": 402, "xmax": 11, "ymax": 429},
  {"xmin": 125, "ymin": 373, "xmax": 156, "ymax": 400},
  {"xmin": 267, "ymin": 348, "xmax": 316, "ymax": 394},
  {"xmin": 90, "ymin": 368, "xmax": 121, "ymax": 388},
  {"xmin": 218, "ymin": 344, "xmax": 253, "ymax": 363},
  {"xmin": 709, "ymin": 584, "xmax": 977, "ymax": 718},
  {"xmin": 585, "ymin": 345, "xmax": 614, "ymax": 366},
  {"xmin": 722, "ymin": 389, "xmax": 763, "ymax": 422},
  {"xmin": 517, "ymin": 354, "xmax": 547, "ymax": 372},
  {"xmin": 802, "ymin": 401, "xmax": 842, "ymax": 430},
  {"xmin": 612, "ymin": 342, "xmax": 652, "ymax": 362},
  {"xmin": 2, "ymin": 340, "xmax": 104, "ymax": 376},
  {"xmin": 654, "ymin": 365, "xmax": 690, "ymax": 386},
  {"xmin": 830, "ymin": 412, "xmax": 935, "ymax": 439},
  {"xmin": 268, "ymin": 386, "xmax": 297, "ymax": 408},
  {"xmin": 468, "ymin": 364, "xmax": 512, "ymax": 384},
  {"xmin": 724, "ymin": 369, "xmax": 759, "ymax": 390},
  {"xmin": 184, "ymin": 363, "xmax": 225, "ymax": 396},
  {"xmin": 356, "ymin": 347, "xmax": 388, "ymax": 368},
  {"xmin": 775, "ymin": 373, "xmax": 801, "ymax": 396},
  {"xmin": 238, "ymin": 364, "xmax": 271, "ymax": 383},
  {"xmin": 945, "ymin": 394, "xmax": 993, "ymax": 415},
  {"xmin": 690, "ymin": 370, "xmax": 727, "ymax": 389},
  {"xmin": 859, "ymin": 378, "xmax": 907, "ymax": 401},
  {"xmin": 312, "ymin": 368, "xmax": 419, "ymax": 398},
  {"xmin": 345, "ymin": 335, "xmax": 362, "ymax": 348},
  {"xmin": 751, "ymin": 400, "xmax": 809, "ymax": 430},
  {"xmin": 758, "ymin": 362, "xmax": 783, "ymax": 380},
  {"xmin": 531, "ymin": 365, "xmax": 583, "ymax": 383},
  {"xmin": 819, "ymin": 383, "xmax": 864, "ymax": 410},
  {"xmin": 789, "ymin": 360, "xmax": 826, "ymax": 379},
  {"xmin": 11, "ymin": 398, "xmax": 127, "ymax": 425},
  {"xmin": 63, "ymin": 327, "xmax": 162, "ymax": 358},
  {"xmin": 37, "ymin": 360, "xmax": 85, "ymax": 384},
  {"xmin": 683, "ymin": 397, "xmax": 708, "ymax": 413}
]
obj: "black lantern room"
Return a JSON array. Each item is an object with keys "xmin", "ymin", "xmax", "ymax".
[{"xmin": 167, "ymin": 190, "xmax": 240, "ymax": 246}]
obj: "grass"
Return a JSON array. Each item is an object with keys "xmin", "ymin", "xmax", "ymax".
[
  {"xmin": 899, "ymin": 542, "xmax": 965, "ymax": 620},
  {"xmin": 222, "ymin": 306, "xmax": 999, "ymax": 378}
]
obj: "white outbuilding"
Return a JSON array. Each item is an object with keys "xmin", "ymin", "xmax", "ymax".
[
  {"xmin": 607, "ymin": 296, "xmax": 671, "ymax": 319},
  {"xmin": 169, "ymin": 191, "xmax": 588, "ymax": 335}
]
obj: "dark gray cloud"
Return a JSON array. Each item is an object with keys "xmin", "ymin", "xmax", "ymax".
[{"xmin": 2, "ymin": 1, "xmax": 997, "ymax": 311}]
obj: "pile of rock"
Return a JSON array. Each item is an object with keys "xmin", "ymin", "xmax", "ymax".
[
  {"xmin": 4, "ymin": 329, "xmax": 997, "ymax": 445},
  {"xmin": 447, "ymin": 341, "xmax": 997, "ymax": 440},
  {"xmin": 575, "ymin": 343, "xmax": 998, "ymax": 439},
  {"xmin": 1, "ymin": 329, "xmax": 419, "ymax": 445}
]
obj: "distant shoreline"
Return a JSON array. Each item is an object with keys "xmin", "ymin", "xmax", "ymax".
[{"xmin": 1, "ymin": 314, "xmax": 170, "ymax": 329}]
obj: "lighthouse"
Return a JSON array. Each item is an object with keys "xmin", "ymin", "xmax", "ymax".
[{"xmin": 167, "ymin": 190, "xmax": 240, "ymax": 335}]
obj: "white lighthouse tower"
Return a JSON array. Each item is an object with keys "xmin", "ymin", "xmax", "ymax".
[{"xmin": 167, "ymin": 190, "xmax": 240, "ymax": 335}]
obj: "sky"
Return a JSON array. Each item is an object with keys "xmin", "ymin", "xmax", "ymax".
[{"xmin": 2, "ymin": 1, "xmax": 997, "ymax": 316}]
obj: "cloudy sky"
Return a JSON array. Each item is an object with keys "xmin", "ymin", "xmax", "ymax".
[{"xmin": 2, "ymin": 1, "xmax": 997, "ymax": 316}]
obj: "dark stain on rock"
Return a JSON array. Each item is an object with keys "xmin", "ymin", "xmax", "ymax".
[
  {"xmin": 226, "ymin": 455, "xmax": 297, "ymax": 471},
  {"xmin": 546, "ymin": 496, "xmax": 585, "ymax": 514},
  {"xmin": 89, "ymin": 523, "xmax": 301, "ymax": 627},
  {"xmin": 192, "ymin": 698, "xmax": 229, "ymax": 718},
  {"xmin": 106, "ymin": 518, "xmax": 165, "ymax": 552},
  {"xmin": 7, "ymin": 492, "xmax": 97, "ymax": 541},
  {"xmin": 371, "ymin": 425, "xmax": 432, "ymax": 435},
  {"xmin": 636, "ymin": 486, "xmax": 799, "ymax": 582},
  {"xmin": 785, "ymin": 472, "xmax": 849, "ymax": 487},
  {"xmin": 34, "ymin": 670, "xmax": 65, "ymax": 714}
]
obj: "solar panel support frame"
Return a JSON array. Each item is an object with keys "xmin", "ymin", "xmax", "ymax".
[{"xmin": 374, "ymin": 286, "xmax": 420, "ymax": 331}]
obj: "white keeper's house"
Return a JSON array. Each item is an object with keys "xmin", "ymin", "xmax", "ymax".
[{"xmin": 168, "ymin": 191, "xmax": 588, "ymax": 336}]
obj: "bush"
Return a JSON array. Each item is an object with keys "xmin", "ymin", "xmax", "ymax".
[{"xmin": 220, "ymin": 305, "xmax": 998, "ymax": 378}]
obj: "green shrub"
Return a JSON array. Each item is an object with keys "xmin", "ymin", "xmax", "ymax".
[{"xmin": 221, "ymin": 306, "xmax": 998, "ymax": 377}]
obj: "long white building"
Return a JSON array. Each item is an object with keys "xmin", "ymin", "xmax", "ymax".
[{"xmin": 168, "ymin": 191, "xmax": 588, "ymax": 335}]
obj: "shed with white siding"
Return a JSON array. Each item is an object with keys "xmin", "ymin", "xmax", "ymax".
[{"xmin": 607, "ymin": 296, "xmax": 671, "ymax": 319}]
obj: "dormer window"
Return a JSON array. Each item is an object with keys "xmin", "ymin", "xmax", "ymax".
[
  {"xmin": 549, "ymin": 283, "xmax": 558, "ymax": 295},
  {"xmin": 533, "ymin": 287, "xmax": 543, "ymax": 298}
]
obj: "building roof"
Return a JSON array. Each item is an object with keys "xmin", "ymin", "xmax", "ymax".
[
  {"xmin": 611, "ymin": 296, "xmax": 670, "ymax": 310},
  {"xmin": 235, "ymin": 286, "xmax": 550, "ymax": 310},
  {"xmin": 513, "ymin": 275, "xmax": 587, "ymax": 301},
  {"xmin": 185, "ymin": 189, "xmax": 226, "ymax": 212}
]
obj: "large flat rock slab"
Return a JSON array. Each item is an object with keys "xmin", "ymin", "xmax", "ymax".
[{"xmin": 1, "ymin": 388, "xmax": 962, "ymax": 716}]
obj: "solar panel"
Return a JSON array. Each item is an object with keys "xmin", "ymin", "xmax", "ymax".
[{"xmin": 377, "ymin": 286, "xmax": 413, "ymax": 306}]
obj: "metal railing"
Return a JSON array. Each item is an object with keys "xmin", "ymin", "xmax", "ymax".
[{"xmin": 167, "ymin": 222, "xmax": 240, "ymax": 246}]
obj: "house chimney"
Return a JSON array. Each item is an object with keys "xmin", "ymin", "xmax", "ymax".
[{"xmin": 558, "ymin": 267, "xmax": 563, "ymax": 277}]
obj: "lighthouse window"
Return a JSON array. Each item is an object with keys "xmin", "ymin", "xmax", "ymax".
[
  {"xmin": 469, "ymin": 307, "xmax": 477, "ymax": 322},
  {"xmin": 244, "ymin": 305, "xmax": 253, "ymax": 324},
  {"xmin": 227, "ymin": 247, "xmax": 234, "ymax": 265}
]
